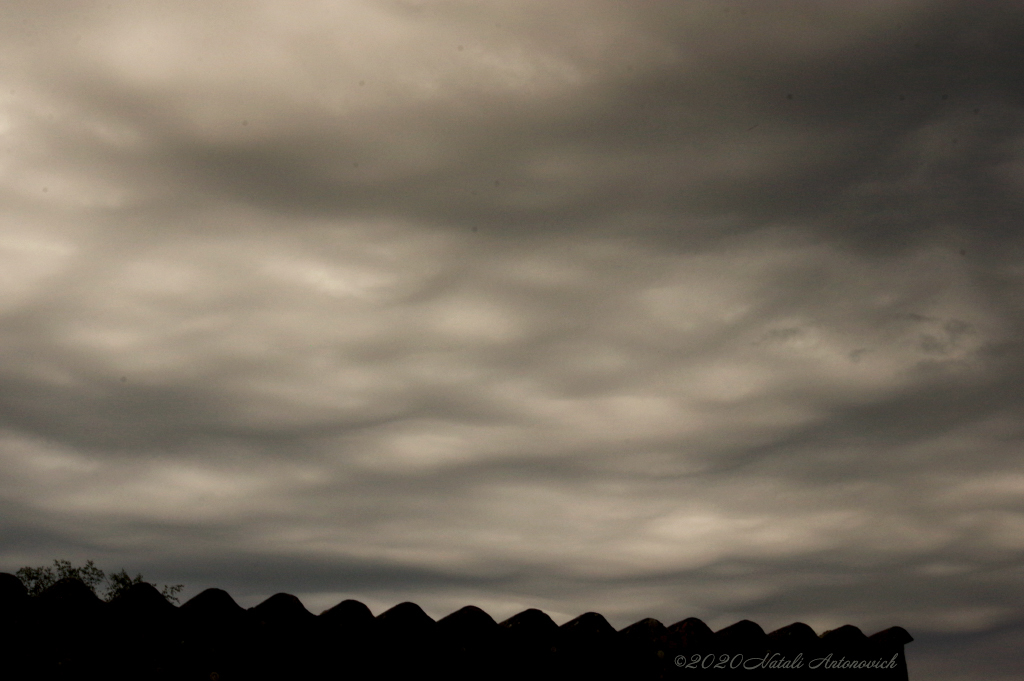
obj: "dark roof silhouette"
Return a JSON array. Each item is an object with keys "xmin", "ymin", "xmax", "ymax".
[
  {"xmin": 821, "ymin": 623, "xmax": 869, "ymax": 648},
  {"xmin": 249, "ymin": 591, "xmax": 316, "ymax": 626},
  {"xmin": 0, "ymin": 571, "xmax": 28, "ymax": 608},
  {"xmin": 767, "ymin": 620, "xmax": 820, "ymax": 651},
  {"xmin": 500, "ymin": 607, "xmax": 559, "ymax": 637},
  {"xmin": 560, "ymin": 610, "xmax": 617, "ymax": 654},
  {"xmin": 320, "ymin": 597, "xmax": 375, "ymax": 627},
  {"xmin": 36, "ymin": 576, "xmax": 106, "ymax": 617},
  {"xmin": 871, "ymin": 625, "xmax": 914, "ymax": 647},
  {"xmin": 667, "ymin": 615, "xmax": 716, "ymax": 649},
  {"xmin": 181, "ymin": 587, "xmax": 245, "ymax": 617},
  {"xmin": 619, "ymin": 617, "xmax": 669, "ymax": 647},
  {"xmin": 561, "ymin": 611, "xmax": 616, "ymax": 638},
  {"xmin": 376, "ymin": 600, "xmax": 436, "ymax": 634},
  {"xmin": 437, "ymin": 604, "xmax": 498, "ymax": 637},
  {"xmin": 108, "ymin": 581, "xmax": 177, "ymax": 619},
  {"xmin": 715, "ymin": 617, "xmax": 768, "ymax": 650},
  {"xmin": 0, "ymin": 572, "xmax": 914, "ymax": 680}
]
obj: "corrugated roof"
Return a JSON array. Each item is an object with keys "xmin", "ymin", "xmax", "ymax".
[{"xmin": 0, "ymin": 574, "xmax": 913, "ymax": 679}]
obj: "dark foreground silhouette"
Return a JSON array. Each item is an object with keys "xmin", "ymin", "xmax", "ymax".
[{"xmin": 0, "ymin": 572, "xmax": 912, "ymax": 680}]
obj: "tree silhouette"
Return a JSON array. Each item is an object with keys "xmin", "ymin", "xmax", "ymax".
[{"xmin": 15, "ymin": 559, "xmax": 184, "ymax": 603}]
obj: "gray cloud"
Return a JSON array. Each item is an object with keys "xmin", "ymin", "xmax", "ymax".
[{"xmin": 1, "ymin": 2, "xmax": 1023, "ymax": 678}]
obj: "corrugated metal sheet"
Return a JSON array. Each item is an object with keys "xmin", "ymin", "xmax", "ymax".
[{"xmin": 0, "ymin": 574, "xmax": 912, "ymax": 679}]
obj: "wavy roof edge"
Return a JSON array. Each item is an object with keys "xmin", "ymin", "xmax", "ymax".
[{"xmin": 0, "ymin": 573, "xmax": 912, "ymax": 646}]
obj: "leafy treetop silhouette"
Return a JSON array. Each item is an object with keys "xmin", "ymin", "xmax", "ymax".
[{"xmin": 15, "ymin": 559, "xmax": 184, "ymax": 604}]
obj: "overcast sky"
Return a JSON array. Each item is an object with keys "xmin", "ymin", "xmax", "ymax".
[{"xmin": 1, "ymin": 1, "xmax": 1022, "ymax": 677}]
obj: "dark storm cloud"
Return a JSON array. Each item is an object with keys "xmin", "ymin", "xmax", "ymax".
[
  {"xmin": 11, "ymin": 0, "xmax": 1019, "ymax": 256},
  {"xmin": 1, "ymin": 2, "xmax": 1023, "ymax": 679}
]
